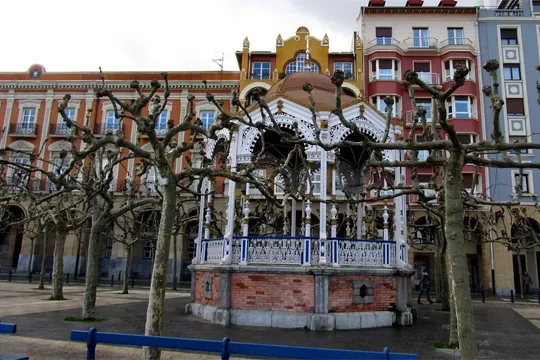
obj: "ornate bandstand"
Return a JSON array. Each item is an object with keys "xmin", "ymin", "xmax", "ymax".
[{"xmin": 186, "ymin": 72, "xmax": 414, "ymax": 330}]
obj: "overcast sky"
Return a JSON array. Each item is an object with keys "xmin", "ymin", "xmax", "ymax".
[{"xmin": 1, "ymin": 0, "xmax": 478, "ymax": 73}]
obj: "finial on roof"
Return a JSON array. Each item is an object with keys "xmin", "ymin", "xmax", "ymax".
[
  {"xmin": 322, "ymin": 34, "xmax": 329, "ymax": 46},
  {"xmin": 276, "ymin": 33, "xmax": 283, "ymax": 47},
  {"xmin": 243, "ymin": 37, "xmax": 250, "ymax": 49}
]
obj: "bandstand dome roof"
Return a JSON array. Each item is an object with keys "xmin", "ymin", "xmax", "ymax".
[{"xmin": 248, "ymin": 72, "xmax": 359, "ymax": 112}]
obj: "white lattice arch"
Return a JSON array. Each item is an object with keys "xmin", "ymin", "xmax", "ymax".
[
  {"xmin": 205, "ymin": 128, "xmax": 231, "ymax": 160},
  {"xmin": 239, "ymin": 115, "xmax": 316, "ymax": 157}
]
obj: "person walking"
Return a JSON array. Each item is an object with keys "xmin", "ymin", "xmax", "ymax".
[
  {"xmin": 417, "ymin": 269, "xmax": 434, "ymax": 304},
  {"xmin": 522, "ymin": 271, "xmax": 533, "ymax": 295}
]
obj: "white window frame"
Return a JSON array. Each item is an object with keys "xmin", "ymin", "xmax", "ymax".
[
  {"xmin": 274, "ymin": 174, "xmax": 285, "ymax": 195},
  {"xmin": 372, "ymin": 95, "xmax": 401, "ymax": 117},
  {"xmin": 143, "ymin": 239, "xmax": 155, "ymax": 259},
  {"xmin": 309, "ymin": 169, "xmax": 321, "ymax": 196},
  {"xmin": 415, "ymin": 99, "xmax": 433, "ymax": 122},
  {"xmin": 334, "ymin": 62, "xmax": 354, "ymax": 78},
  {"xmin": 248, "ymin": 168, "xmax": 266, "ymax": 195},
  {"xmin": 17, "ymin": 101, "xmax": 41, "ymax": 129},
  {"xmin": 462, "ymin": 173, "xmax": 482, "ymax": 195},
  {"xmin": 285, "ymin": 53, "xmax": 320, "ymax": 74},
  {"xmin": 251, "ymin": 62, "xmax": 271, "ymax": 80},
  {"xmin": 447, "ymin": 28, "xmax": 465, "ymax": 45},
  {"xmin": 415, "ymin": 135, "xmax": 429, "ymax": 161},
  {"xmin": 509, "ymin": 135, "xmax": 529, "ymax": 155},
  {"xmin": 444, "ymin": 59, "xmax": 473, "ymax": 81},
  {"xmin": 371, "ymin": 59, "xmax": 399, "ymax": 81},
  {"xmin": 7, "ymin": 155, "xmax": 31, "ymax": 184},
  {"xmin": 511, "ymin": 170, "xmax": 533, "ymax": 195},
  {"xmin": 412, "ymin": 28, "xmax": 429, "ymax": 48},
  {"xmin": 447, "ymin": 96, "xmax": 475, "ymax": 119},
  {"xmin": 456, "ymin": 133, "xmax": 478, "ymax": 145},
  {"xmin": 332, "ymin": 170, "xmax": 346, "ymax": 196}
]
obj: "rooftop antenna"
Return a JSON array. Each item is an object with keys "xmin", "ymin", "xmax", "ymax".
[{"xmin": 212, "ymin": 52, "xmax": 224, "ymax": 72}]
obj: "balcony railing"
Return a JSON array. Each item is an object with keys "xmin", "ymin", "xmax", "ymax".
[
  {"xmin": 366, "ymin": 38, "xmax": 401, "ymax": 49},
  {"xmin": 403, "ymin": 37, "xmax": 438, "ymax": 50},
  {"xmin": 439, "ymin": 38, "xmax": 473, "ymax": 47},
  {"xmin": 202, "ymin": 236, "xmax": 396, "ymax": 268},
  {"xmin": 9, "ymin": 122, "xmax": 38, "ymax": 136},
  {"xmin": 250, "ymin": 72, "xmax": 272, "ymax": 80},
  {"xmin": 94, "ymin": 123, "xmax": 125, "ymax": 135},
  {"xmin": 405, "ymin": 110, "xmax": 433, "ymax": 125},
  {"xmin": 49, "ymin": 124, "xmax": 73, "ymax": 137},
  {"xmin": 494, "ymin": 9, "xmax": 524, "ymax": 16},
  {"xmin": 415, "ymin": 72, "xmax": 440, "ymax": 85}
]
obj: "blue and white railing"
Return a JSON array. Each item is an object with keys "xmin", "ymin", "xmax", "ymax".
[{"xmin": 201, "ymin": 236, "xmax": 396, "ymax": 267}]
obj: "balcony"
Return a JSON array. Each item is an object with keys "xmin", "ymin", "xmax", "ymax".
[
  {"xmin": 49, "ymin": 124, "xmax": 74, "ymax": 137},
  {"xmin": 494, "ymin": 9, "xmax": 524, "ymax": 16},
  {"xmin": 479, "ymin": 7, "xmax": 525, "ymax": 17},
  {"xmin": 94, "ymin": 123, "xmax": 125, "ymax": 136},
  {"xmin": 403, "ymin": 37, "xmax": 438, "ymax": 50},
  {"xmin": 250, "ymin": 72, "xmax": 272, "ymax": 80},
  {"xmin": 141, "ymin": 126, "xmax": 168, "ymax": 138},
  {"xmin": 9, "ymin": 122, "xmax": 38, "ymax": 137},
  {"xmin": 405, "ymin": 110, "xmax": 433, "ymax": 126},
  {"xmin": 439, "ymin": 37, "xmax": 474, "ymax": 48},
  {"xmin": 415, "ymin": 72, "xmax": 440, "ymax": 86},
  {"xmin": 365, "ymin": 38, "xmax": 402, "ymax": 53}
]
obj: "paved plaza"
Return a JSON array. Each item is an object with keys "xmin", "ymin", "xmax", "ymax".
[{"xmin": 1, "ymin": 282, "xmax": 540, "ymax": 359}]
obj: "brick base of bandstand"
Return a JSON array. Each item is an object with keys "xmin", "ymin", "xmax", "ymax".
[{"xmin": 186, "ymin": 265, "xmax": 414, "ymax": 331}]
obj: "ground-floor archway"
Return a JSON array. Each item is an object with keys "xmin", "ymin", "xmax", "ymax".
[{"xmin": 0, "ymin": 205, "xmax": 25, "ymax": 270}]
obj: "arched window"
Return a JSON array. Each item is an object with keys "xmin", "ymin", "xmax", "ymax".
[{"xmin": 285, "ymin": 53, "xmax": 319, "ymax": 74}]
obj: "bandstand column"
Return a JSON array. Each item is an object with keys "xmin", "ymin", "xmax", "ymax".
[
  {"xmin": 222, "ymin": 129, "xmax": 239, "ymax": 264},
  {"xmin": 240, "ymin": 196, "xmax": 250, "ymax": 265},
  {"xmin": 345, "ymin": 203, "xmax": 351, "ymax": 237},
  {"xmin": 382, "ymin": 200, "xmax": 391, "ymax": 267},
  {"xmin": 291, "ymin": 198, "xmax": 297, "ymax": 237},
  {"xmin": 318, "ymin": 121, "xmax": 329, "ymax": 264},
  {"xmin": 303, "ymin": 200, "xmax": 312, "ymax": 266},
  {"xmin": 194, "ymin": 179, "xmax": 207, "ymax": 264},
  {"xmin": 330, "ymin": 203, "xmax": 339, "ymax": 266}
]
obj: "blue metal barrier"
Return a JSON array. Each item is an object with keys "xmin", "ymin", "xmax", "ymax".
[
  {"xmin": 0, "ymin": 322, "xmax": 17, "ymax": 334},
  {"xmin": 0, "ymin": 321, "xmax": 29, "ymax": 360},
  {"xmin": 71, "ymin": 328, "xmax": 419, "ymax": 360}
]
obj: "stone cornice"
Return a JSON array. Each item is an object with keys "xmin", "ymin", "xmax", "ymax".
[{"xmin": 0, "ymin": 80, "xmax": 239, "ymax": 91}]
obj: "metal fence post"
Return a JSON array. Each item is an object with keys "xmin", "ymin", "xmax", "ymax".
[
  {"xmin": 510, "ymin": 290, "xmax": 515, "ymax": 303},
  {"xmin": 481, "ymin": 286, "xmax": 485, "ymax": 303},
  {"xmin": 66, "ymin": 273, "xmax": 70, "ymax": 284},
  {"xmin": 86, "ymin": 327, "xmax": 97, "ymax": 360},
  {"xmin": 8, "ymin": 270, "xmax": 12, "ymax": 282},
  {"xmin": 220, "ymin": 337, "xmax": 230, "ymax": 360},
  {"xmin": 29, "ymin": 273, "xmax": 32, "ymax": 283},
  {"xmin": 118, "ymin": 271, "xmax": 121, "ymax": 285},
  {"xmin": 131, "ymin": 274, "xmax": 135, "ymax": 288},
  {"xmin": 49, "ymin": 271, "xmax": 52, "ymax": 284},
  {"xmin": 110, "ymin": 275, "xmax": 114, "ymax": 287}
]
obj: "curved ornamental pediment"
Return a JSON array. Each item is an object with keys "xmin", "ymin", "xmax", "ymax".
[
  {"xmin": 48, "ymin": 140, "xmax": 72, "ymax": 152},
  {"xmin": 236, "ymin": 97, "xmax": 397, "ymax": 164},
  {"xmin": 8, "ymin": 140, "xmax": 35, "ymax": 153}
]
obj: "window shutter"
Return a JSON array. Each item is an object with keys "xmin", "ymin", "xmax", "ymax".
[
  {"xmin": 376, "ymin": 27, "xmax": 392, "ymax": 37},
  {"xmin": 506, "ymin": 98, "xmax": 524, "ymax": 114},
  {"xmin": 414, "ymin": 62, "xmax": 430, "ymax": 72},
  {"xmin": 371, "ymin": 61, "xmax": 376, "ymax": 72},
  {"xmin": 379, "ymin": 59, "xmax": 393, "ymax": 69},
  {"xmin": 462, "ymin": 174, "xmax": 474, "ymax": 188},
  {"xmin": 500, "ymin": 29, "xmax": 517, "ymax": 39}
]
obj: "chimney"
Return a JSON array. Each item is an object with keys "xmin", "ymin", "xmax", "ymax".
[
  {"xmin": 438, "ymin": 0, "xmax": 458, "ymax": 6},
  {"xmin": 406, "ymin": 0, "xmax": 424, "ymax": 5},
  {"xmin": 368, "ymin": 0, "xmax": 386, "ymax": 6}
]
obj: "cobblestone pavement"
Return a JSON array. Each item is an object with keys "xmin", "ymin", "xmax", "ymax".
[{"xmin": 1, "ymin": 283, "xmax": 540, "ymax": 359}]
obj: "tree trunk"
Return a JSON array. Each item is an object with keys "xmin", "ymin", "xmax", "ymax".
[
  {"xmin": 122, "ymin": 244, "xmax": 133, "ymax": 294},
  {"xmin": 440, "ymin": 235, "xmax": 450, "ymax": 311},
  {"xmin": 172, "ymin": 235, "xmax": 178, "ymax": 290},
  {"xmin": 50, "ymin": 230, "xmax": 66, "ymax": 300},
  {"xmin": 446, "ymin": 243, "xmax": 458, "ymax": 347},
  {"xmin": 142, "ymin": 181, "xmax": 176, "ymax": 360},
  {"xmin": 38, "ymin": 230, "xmax": 49, "ymax": 290},
  {"xmin": 82, "ymin": 210, "xmax": 104, "ymax": 320},
  {"xmin": 445, "ymin": 152, "xmax": 477, "ymax": 359},
  {"xmin": 517, "ymin": 253, "xmax": 524, "ymax": 299},
  {"xmin": 435, "ymin": 230, "xmax": 444, "ymax": 303}
]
